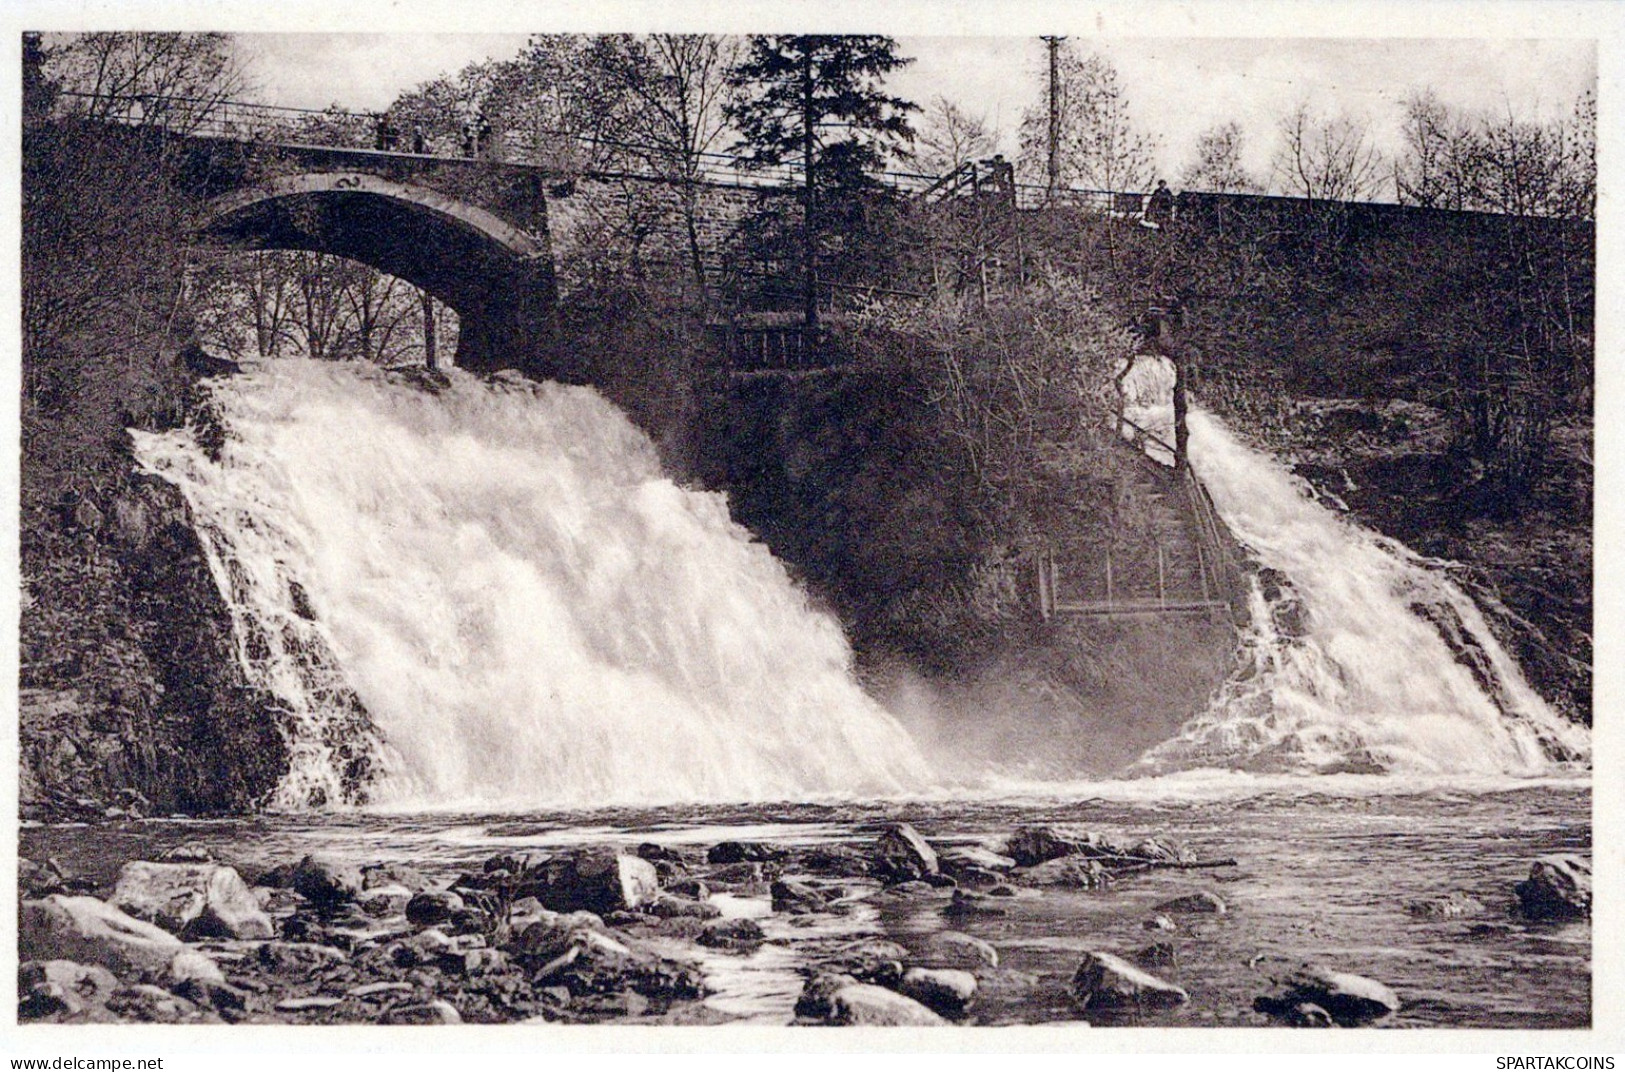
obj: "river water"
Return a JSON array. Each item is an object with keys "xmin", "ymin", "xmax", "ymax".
[
  {"xmin": 21, "ymin": 777, "xmax": 1591, "ymax": 1027},
  {"xmin": 91, "ymin": 358, "xmax": 1593, "ymax": 1027}
]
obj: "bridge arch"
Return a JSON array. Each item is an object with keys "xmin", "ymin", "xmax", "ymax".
[{"xmin": 195, "ymin": 172, "xmax": 556, "ymax": 373}]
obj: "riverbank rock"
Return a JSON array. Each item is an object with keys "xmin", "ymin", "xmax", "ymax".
[
  {"xmin": 899, "ymin": 967, "xmax": 977, "ymax": 1016},
  {"xmin": 1284, "ymin": 1002, "xmax": 1338, "ymax": 1027},
  {"xmin": 19, "ymin": 960, "xmax": 120, "ymax": 1018},
  {"xmin": 1071, "ymin": 951, "xmax": 1189, "ymax": 1010},
  {"xmin": 1254, "ymin": 962, "xmax": 1400, "ymax": 1026},
  {"xmin": 1514, "ymin": 855, "xmax": 1591, "ymax": 921},
  {"xmin": 406, "ymin": 889, "xmax": 465, "ymax": 928},
  {"xmin": 168, "ymin": 949, "xmax": 225, "ymax": 985},
  {"xmin": 381, "ymin": 1000, "xmax": 463, "ymax": 1025},
  {"xmin": 794, "ymin": 973, "xmax": 946, "ymax": 1026},
  {"xmin": 526, "ymin": 850, "xmax": 659, "ymax": 914},
  {"xmin": 20, "ymin": 895, "xmax": 185, "ymax": 975},
  {"xmin": 874, "ymin": 823, "xmax": 939, "ymax": 883},
  {"xmin": 1154, "ymin": 891, "xmax": 1227, "ymax": 915},
  {"xmin": 363, "ymin": 863, "xmax": 429, "ymax": 892},
  {"xmin": 111, "ymin": 861, "xmax": 274, "ymax": 940},
  {"xmin": 289, "ymin": 855, "xmax": 363, "ymax": 907},
  {"xmin": 708, "ymin": 841, "xmax": 780, "ymax": 864}
]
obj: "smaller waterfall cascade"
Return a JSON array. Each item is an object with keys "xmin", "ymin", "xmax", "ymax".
[
  {"xmin": 1139, "ymin": 407, "xmax": 1590, "ymax": 775},
  {"xmin": 132, "ymin": 360, "xmax": 934, "ymax": 808}
]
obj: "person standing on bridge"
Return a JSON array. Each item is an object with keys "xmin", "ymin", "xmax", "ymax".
[
  {"xmin": 411, "ymin": 122, "xmax": 427, "ymax": 155},
  {"xmin": 1145, "ymin": 179, "xmax": 1175, "ymax": 228},
  {"xmin": 374, "ymin": 113, "xmax": 398, "ymax": 152}
]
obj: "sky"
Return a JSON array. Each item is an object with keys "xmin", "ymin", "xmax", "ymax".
[{"xmin": 227, "ymin": 17, "xmax": 1600, "ymax": 187}]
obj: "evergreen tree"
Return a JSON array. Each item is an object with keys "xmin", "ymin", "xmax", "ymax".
[{"xmin": 726, "ymin": 35, "xmax": 916, "ymax": 326}]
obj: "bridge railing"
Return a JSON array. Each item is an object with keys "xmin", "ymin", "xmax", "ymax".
[{"xmin": 50, "ymin": 90, "xmax": 1144, "ymax": 210}]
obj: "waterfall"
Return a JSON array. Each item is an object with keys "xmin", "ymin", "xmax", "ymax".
[
  {"xmin": 1138, "ymin": 406, "xmax": 1590, "ymax": 776},
  {"xmin": 131, "ymin": 360, "xmax": 933, "ymax": 809}
]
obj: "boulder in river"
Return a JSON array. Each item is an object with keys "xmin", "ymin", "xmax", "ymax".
[
  {"xmin": 1135, "ymin": 943, "xmax": 1177, "ymax": 969},
  {"xmin": 21, "ymin": 895, "xmax": 185, "ymax": 976},
  {"xmin": 1005, "ymin": 826, "xmax": 1125, "ymax": 867},
  {"xmin": 1405, "ymin": 891, "xmax": 1485, "ymax": 919},
  {"xmin": 873, "ymin": 823, "xmax": 940, "ymax": 883},
  {"xmin": 899, "ymin": 967, "xmax": 977, "ymax": 1016},
  {"xmin": 944, "ymin": 889, "xmax": 1008, "ymax": 918},
  {"xmin": 158, "ymin": 843, "xmax": 216, "ymax": 864},
  {"xmin": 1254, "ymin": 962, "xmax": 1400, "ymax": 1026},
  {"xmin": 771, "ymin": 877, "xmax": 833, "ymax": 915},
  {"xmin": 644, "ymin": 892, "xmax": 721, "ymax": 920},
  {"xmin": 1014, "ymin": 856, "xmax": 1110, "ymax": 889},
  {"xmin": 289, "ymin": 855, "xmax": 364, "ymax": 907},
  {"xmin": 1154, "ymin": 890, "xmax": 1227, "ymax": 915},
  {"xmin": 824, "ymin": 938, "xmax": 909, "ymax": 987},
  {"xmin": 111, "ymin": 860, "xmax": 274, "ymax": 940},
  {"xmin": 524, "ymin": 850, "xmax": 659, "ymax": 915},
  {"xmin": 917, "ymin": 930, "xmax": 999, "ymax": 971},
  {"xmin": 696, "ymin": 917, "xmax": 765, "ymax": 952},
  {"xmin": 1514, "ymin": 855, "xmax": 1591, "ymax": 921},
  {"xmin": 794, "ymin": 972, "xmax": 946, "ymax": 1026},
  {"xmin": 938, "ymin": 845, "xmax": 1017, "ymax": 877},
  {"xmin": 1071, "ymin": 951, "xmax": 1189, "ymax": 1010}
]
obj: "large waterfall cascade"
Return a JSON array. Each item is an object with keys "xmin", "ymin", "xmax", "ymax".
[
  {"xmin": 1137, "ymin": 395, "xmax": 1590, "ymax": 775},
  {"xmin": 132, "ymin": 360, "xmax": 933, "ymax": 808},
  {"xmin": 133, "ymin": 355, "xmax": 1587, "ymax": 807}
]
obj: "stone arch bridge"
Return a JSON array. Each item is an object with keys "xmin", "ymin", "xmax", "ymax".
[{"xmin": 178, "ymin": 134, "xmax": 563, "ymax": 377}]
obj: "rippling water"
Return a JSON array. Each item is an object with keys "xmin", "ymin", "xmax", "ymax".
[{"xmin": 22, "ymin": 777, "xmax": 1590, "ymax": 1029}]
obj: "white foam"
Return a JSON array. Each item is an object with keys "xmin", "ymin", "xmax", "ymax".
[{"xmin": 133, "ymin": 361, "xmax": 933, "ymax": 808}]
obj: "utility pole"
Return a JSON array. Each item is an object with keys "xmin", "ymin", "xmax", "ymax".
[{"xmin": 1041, "ymin": 35, "xmax": 1065, "ymax": 204}]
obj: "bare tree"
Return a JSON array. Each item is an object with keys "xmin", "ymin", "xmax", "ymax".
[
  {"xmin": 1394, "ymin": 89, "xmax": 1473, "ymax": 209},
  {"xmin": 1270, "ymin": 101, "xmax": 1385, "ymax": 202},
  {"xmin": 1179, "ymin": 120, "xmax": 1262, "ymax": 193},
  {"xmin": 911, "ymin": 96, "xmax": 999, "ymax": 176},
  {"xmin": 1017, "ymin": 44, "xmax": 1158, "ymax": 195},
  {"xmin": 583, "ymin": 34, "xmax": 742, "ymax": 308},
  {"xmin": 45, "ymin": 32, "xmax": 250, "ymax": 134}
]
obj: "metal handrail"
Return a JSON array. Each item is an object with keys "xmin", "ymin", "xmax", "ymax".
[{"xmin": 48, "ymin": 89, "xmax": 1154, "ymax": 210}]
